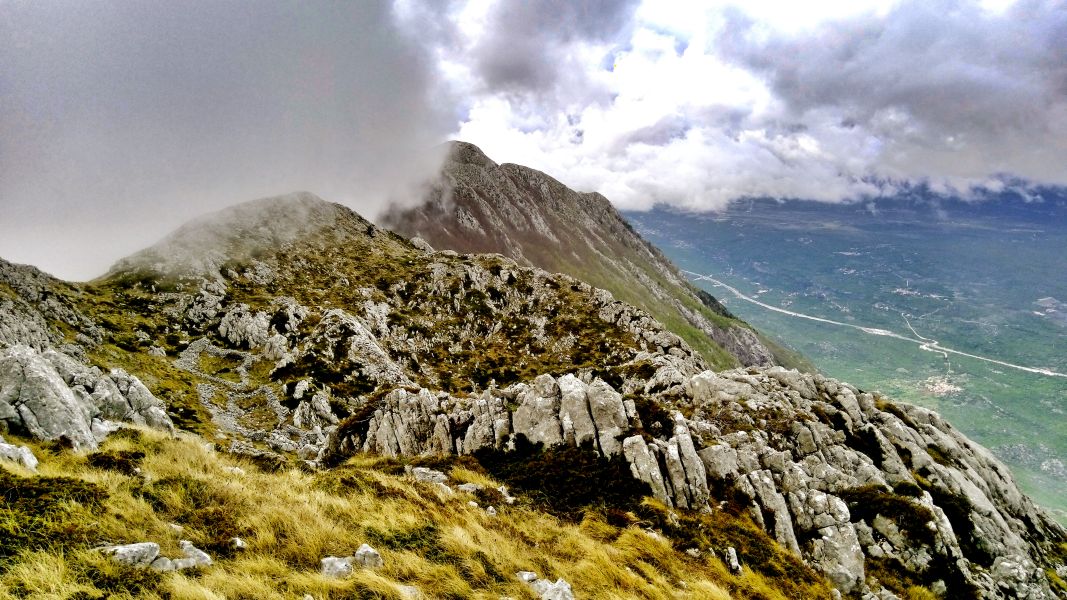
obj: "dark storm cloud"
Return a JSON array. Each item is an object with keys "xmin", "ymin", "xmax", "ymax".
[
  {"xmin": 716, "ymin": 0, "xmax": 1067, "ymax": 186},
  {"xmin": 0, "ymin": 1, "xmax": 451, "ymax": 280},
  {"xmin": 470, "ymin": 0, "xmax": 640, "ymax": 96}
]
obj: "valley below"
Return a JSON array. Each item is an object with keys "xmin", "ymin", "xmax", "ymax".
[{"xmin": 630, "ymin": 198, "xmax": 1067, "ymax": 522}]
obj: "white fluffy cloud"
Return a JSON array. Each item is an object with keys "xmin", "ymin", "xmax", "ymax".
[{"xmin": 424, "ymin": 0, "xmax": 1067, "ymax": 210}]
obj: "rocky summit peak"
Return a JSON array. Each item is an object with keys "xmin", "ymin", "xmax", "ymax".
[
  {"xmin": 443, "ymin": 140, "xmax": 498, "ymax": 169},
  {"xmin": 107, "ymin": 191, "xmax": 365, "ymax": 281},
  {"xmin": 385, "ymin": 141, "xmax": 793, "ymax": 371}
]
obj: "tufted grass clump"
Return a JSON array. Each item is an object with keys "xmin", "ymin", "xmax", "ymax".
[
  {"xmin": 838, "ymin": 484, "xmax": 937, "ymax": 545},
  {"xmin": 0, "ymin": 427, "xmax": 830, "ymax": 599},
  {"xmin": 0, "ymin": 471, "xmax": 108, "ymax": 563},
  {"xmin": 473, "ymin": 435, "xmax": 650, "ymax": 520},
  {"xmin": 635, "ymin": 498, "xmax": 832, "ymax": 599}
]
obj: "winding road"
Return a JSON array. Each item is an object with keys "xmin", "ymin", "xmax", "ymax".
[{"xmin": 685, "ymin": 270, "xmax": 1067, "ymax": 379}]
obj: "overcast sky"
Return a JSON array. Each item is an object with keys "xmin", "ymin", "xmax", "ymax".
[{"xmin": 2, "ymin": 0, "xmax": 1065, "ymax": 279}]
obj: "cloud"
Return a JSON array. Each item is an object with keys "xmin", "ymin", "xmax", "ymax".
[
  {"xmin": 0, "ymin": 1, "xmax": 451, "ymax": 280},
  {"xmin": 4, "ymin": 0, "xmax": 1065, "ymax": 281},
  {"xmin": 437, "ymin": 0, "xmax": 1067, "ymax": 211},
  {"xmin": 469, "ymin": 0, "xmax": 640, "ymax": 95},
  {"xmin": 720, "ymin": 0, "xmax": 1067, "ymax": 187}
]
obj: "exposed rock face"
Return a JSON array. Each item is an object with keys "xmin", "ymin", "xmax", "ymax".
[
  {"xmin": 0, "ymin": 259, "xmax": 102, "ymax": 350},
  {"xmin": 0, "ymin": 345, "xmax": 98, "ymax": 449},
  {"xmin": 218, "ymin": 304, "xmax": 271, "ymax": 348},
  {"xmin": 0, "ymin": 344, "xmax": 174, "ymax": 450},
  {"xmin": 323, "ymin": 364, "xmax": 1066, "ymax": 598},
  {"xmin": 383, "ymin": 141, "xmax": 785, "ymax": 370}
]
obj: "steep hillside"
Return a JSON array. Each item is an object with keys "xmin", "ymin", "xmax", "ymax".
[
  {"xmin": 1, "ymin": 193, "xmax": 1064, "ymax": 599},
  {"xmin": 382, "ymin": 142, "xmax": 805, "ymax": 371}
]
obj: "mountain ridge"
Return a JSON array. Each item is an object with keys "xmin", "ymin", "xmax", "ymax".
[
  {"xmin": 383, "ymin": 141, "xmax": 805, "ymax": 371},
  {"xmin": 0, "ymin": 191, "xmax": 1064, "ymax": 598}
]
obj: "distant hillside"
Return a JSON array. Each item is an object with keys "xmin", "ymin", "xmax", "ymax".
[{"xmin": 382, "ymin": 141, "xmax": 808, "ymax": 371}]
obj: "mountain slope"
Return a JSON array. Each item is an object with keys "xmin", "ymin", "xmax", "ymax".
[
  {"xmin": 382, "ymin": 141, "xmax": 806, "ymax": 371},
  {"xmin": 1, "ymin": 193, "xmax": 1064, "ymax": 599}
]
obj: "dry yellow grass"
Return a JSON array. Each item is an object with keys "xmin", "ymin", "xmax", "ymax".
[{"xmin": 0, "ymin": 428, "xmax": 831, "ymax": 599}]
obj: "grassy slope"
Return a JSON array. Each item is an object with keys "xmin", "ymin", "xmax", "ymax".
[{"xmin": 0, "ymin": 428, "xmax": 832, "ymax": 600}]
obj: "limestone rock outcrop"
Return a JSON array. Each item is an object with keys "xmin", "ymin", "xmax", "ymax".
[
  {"xmin": 323, "ymin": 364, "xmax": 1066, "ymax": 599},
  {"xmin": 0, "ymin": 344, "xmax": 174, "ymax": 450}
]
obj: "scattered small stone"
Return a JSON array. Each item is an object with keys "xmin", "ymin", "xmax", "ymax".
[
  {"xmin": 434, "ymin": 482, "xmax": 453, "ymax": 495},
  {"xmin": 231, "ymin": 537, "xmax": 247, "ymax": 550},
  {"xmin": 101, "ymin": 542, "xmax": 160, "ymax": 567},
  {"xmin": 0, "ymin": 436, "xmax": 38, "ymax": 472},
  {"xmin": 101, "ymin": 540, "xmax": 213, "ymax": 572},
  {"xmin": 223, "ymin": 466, "xmax": 246, "ymax": 476},
  {"xmin": 354, "ymin": 543, "xmax": 384, "ymax": 568},
  {"xmin": 320, "ymin": 556, "xmax": 354, "ymax": 578},
  {"xmin": 409, "ymin": 466, "xmax": 448, "ymax": 484},
  {"xmin": 468, "ymin": 501, "xmax": 479, "ymax": 508},
  {"xmin": 685, "ymin": 548, "xmax": 701, "ymax": 558},
  {"xmin": 172, "ymin": 540, "xmax": 213, "ymax": 570},
  {"xmin": 457, "ymin": 482, "xmax": 483, "ymax": 494},
  {"xmin": 485, "ymin": 506, "xmax": 497, "ymax": 517},
  {"xmin": 517, "ymin": 571, "xmax": 574, "ymax": 600},
  {"xmin": 498, "ymin": 485, "xmax": 516, "ymax": 504},
  {"xmin": 320, "ymin": 544, "xmax": 383, "ymax": 577},
  {"xmin": 724, "ymin": 547, "xmax": 742, "ymax": 574},
  {"xmin": 148, "ymin": 346, "xmax": 167, "ymax": 357},
  {"xmin": 398, "ymin": 584, "xmax": 420, "ymax": 598},
  {"xmin": 168, "ymin": 523, "xmax": 184, "ymax": 534},
  {"xmin": 530, "ymin": 578, "xmax": 574, "ymax": 600}
]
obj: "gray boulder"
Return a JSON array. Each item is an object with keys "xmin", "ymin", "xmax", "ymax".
[
  {"xmin": 529, "ymin": 578, "xmax": 575, "ymax": 600},
  {"xmin": 218, "ymin": 304, "xmax": 271, "ymax": 348},
  {"xmin": 104, "ymin": 369, "xmax": 174, "ymax": 432},
  {"xmin": 512, "ymin": 375, "xmax": 563, "ymax": 446},
  {"xmin": 0, "ymin": 434, "xmax": 38, "ymax": 471},
  {"xmin": 101, "ymin": 542, "xmax": 160, "ymax": 567},
  {"xmin": 354, "ymin": 543, "xmax": 384, "ymax": 568},
  {"xmin": 171, "ymin": 540, "xmax": 213, "ymax": 570},
  {"xmin": 1, "ymin": 345, "xmax": 174, "ymax": 450},
  {"xmin": 320, "ymin": 556, "xmax": 354, "ymax": 578},
  {"xmin": 0, "ymin": 345, "xmax": 98, "ymax": 450}
]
